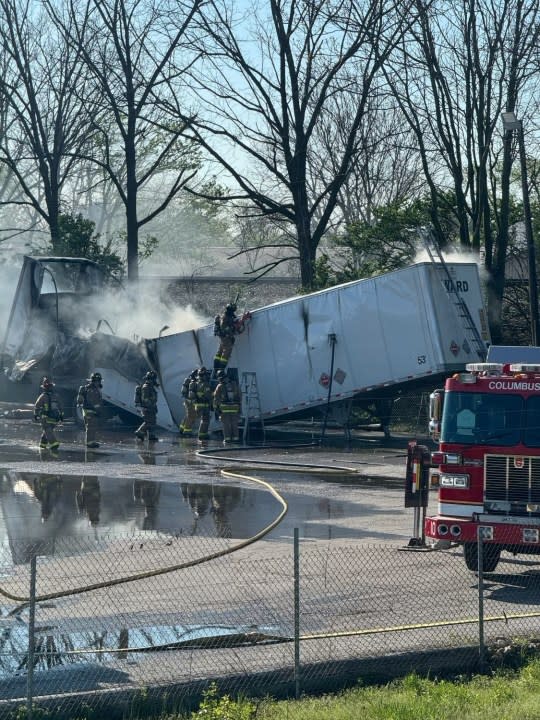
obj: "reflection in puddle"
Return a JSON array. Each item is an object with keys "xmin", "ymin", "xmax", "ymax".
[
  {"xmin": 0, "ymin": 470, "xmax": 280, "ymax": 565},
  {"xmin": 0, "ymin": 618, "xmax": 285, "ymax": 677}
]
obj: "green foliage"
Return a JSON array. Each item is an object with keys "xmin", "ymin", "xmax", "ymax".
[
  {"xmin": 312, "ymin": 253, "xmax": 336, "ymax": 290},
  {"xmin": 313, "ymin": 193, "xmax": 462, "ymax": 290},
  {"xmin": 11, "ymin": 704, "xmax": 51, "ymax": 720},
  {"xmin": 254, "ymin": 664, "xmax": 540, "ymax": 719},
  {"xmin": 189, "ymin": 179, "xmax": 228, "ymax": 222},
  {"xmin": 112, "ymin": 229, "xmax": 159, "ymax": 264},
  {"xmin": 54, "ymin": 213, "xmax": 124, "ymax": 278},
  {"xmin": 190, "ymin": 682, "xmax": 256, "ymax": 720},
  {"xmin": 9, "ymin": 701, "xmax": 100, "ymax": 720}
]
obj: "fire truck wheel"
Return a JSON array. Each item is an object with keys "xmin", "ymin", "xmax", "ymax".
[{"xmin": 464, "ymin": 542, "xmax": 501, "ymax": 573}]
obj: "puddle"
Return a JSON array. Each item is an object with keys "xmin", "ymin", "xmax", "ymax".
[
  {"xmin": 0, "ymin": 470, "xmax": 282, "ymax": 565},
  {"xmin": 0, "ymin": 618, "xmax": 286, "ymax": 677}
]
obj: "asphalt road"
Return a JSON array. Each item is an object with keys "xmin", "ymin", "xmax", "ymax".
[
  {"xmin": 0, "ymin": 403, "xmax": 417, "ymax": 546},
  {"xmin": 2, "ymin": 405, "xmax": 539, "ymax": 713}
]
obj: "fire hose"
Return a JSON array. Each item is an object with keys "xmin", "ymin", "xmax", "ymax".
[{"xmin": 0, "ymin": 451, "xmax": 359, "ymax": 606}]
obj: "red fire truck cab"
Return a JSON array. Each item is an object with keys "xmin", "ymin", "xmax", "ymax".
[{"xmin": 427, "ymin": 362, "xmax": 540, "ymax": 571}]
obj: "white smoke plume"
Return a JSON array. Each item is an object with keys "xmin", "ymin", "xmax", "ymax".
[
  {"xmin": 109, "ymin": 285, "xmax": 209, "ymax": 340},
  {"xmin": 414, "ymin": 244, "xmax": 489, "ymax": 283},
  {"xmin": 0, "ymin": 250, "xmax": 210, "ymax": 350},
  {"xmin": 70, "ymin": 282, "xmax": 209, "ymax": 341}
]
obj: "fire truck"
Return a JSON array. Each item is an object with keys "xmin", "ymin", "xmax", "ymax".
[{"xmin": 426, "ymin": 360, "xmax": 540, "ymax": 571}]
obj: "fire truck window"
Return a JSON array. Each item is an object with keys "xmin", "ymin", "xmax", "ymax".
[
  {"xmin": 441, "ymin": 392, "xmax": 522, "ymax": 445},
  {"xmin": 524, "ymin": 397, "xmax": 540, "ymax": 447}
]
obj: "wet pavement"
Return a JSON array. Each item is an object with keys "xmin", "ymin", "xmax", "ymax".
[
  {"xmin": 0, "ymin": 402, "xmax": 418, "ymax": 561},
  {"xmin": 2, "ymin": 405, "xmax": 540, "ymax": 713}
]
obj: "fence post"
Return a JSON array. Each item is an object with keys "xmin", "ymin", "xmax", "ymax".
[
  {"xmin": 26, "ymin": 553, "xmax": 37, "ymax": 720},
  {"xmin": 477, "ymin": 530, "xmax": 485, "ymax": 671},
  {"xmin": 293, "ymin": 527, "xmax": 301, "ymax": 699}
]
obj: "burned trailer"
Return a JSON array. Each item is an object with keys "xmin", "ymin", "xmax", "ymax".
[
  {"xmin": 0, "ymin": 255, "xmax": 492, "ymax": 438},
  {"xmin": 148, "ymin": 260, "xmax": 491, "ymax": 436},
  {"xmin": 0, "ymin": 256, "xmax": 173, "ymax": 426}
]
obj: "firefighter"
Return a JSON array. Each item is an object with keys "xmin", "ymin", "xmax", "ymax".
[
  {"xmin": 34, "ymin": 376, "xmax": 63, "ymax": 452},
  {"xmin": 135, "ymin": 370, "xmax": 159, "ymax": 442},
  {"xmin": 213, "ymin": 302, "xmax": 249, "ymax": 370},
  {"xmin": 77, "ymin": 371, "xmax": 103, "ymax": 448},
  {"xmin": 179, "ymin": 369, "xmax": 198, "ymax": 436},
  {"xmin": 191, "ymin": 366, "xmax": 212, "ymax": 441},
  {"xmin": 213, "ymin": 370, "xmax": 242, "ymax": 443}
]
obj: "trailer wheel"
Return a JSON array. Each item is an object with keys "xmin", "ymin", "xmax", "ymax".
[{"xmin": 464, "ymin": 542, "xmax": 501, "ymax": 572}]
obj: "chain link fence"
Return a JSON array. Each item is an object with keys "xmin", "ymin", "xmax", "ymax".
[{"xmin": 0, "ymin": 528, "xmax": 539, "ymax": 718}]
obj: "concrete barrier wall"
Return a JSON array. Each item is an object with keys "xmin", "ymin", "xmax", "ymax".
[{"xmin": 140, "ymin": 276, "xmax": 299, "ymax": 316}]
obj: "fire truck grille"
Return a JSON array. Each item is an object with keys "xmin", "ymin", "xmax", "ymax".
[{"xmin": 485, "ymin": 454, "xmax": 540, "ymax": 509}]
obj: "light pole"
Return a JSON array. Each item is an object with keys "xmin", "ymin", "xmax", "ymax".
[{"xmin": 501, "ymin": 111, "xmax": 539, "ymax": 346}]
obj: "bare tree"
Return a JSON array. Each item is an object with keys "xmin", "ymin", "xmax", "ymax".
[
  {"xmin": 308, "ymin": 91, "xmax": 425, "ymax": 230},
  {"xmin": 384, "ymin": 0, "xmax": 540, "ymax": 341},
  {"xmin": 46, "ymin": 0, "xmax": 203, "ymax": 282},
  {"xmin": 176, "ymin": 0, "xmax": 410, "ymax": 289},
  {"xmin": 0, "ymin": 0, "xmax": 98, "ymax": 250}
]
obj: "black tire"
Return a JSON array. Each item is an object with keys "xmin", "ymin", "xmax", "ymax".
[{"xmin": 464, "ymin": 542, "xmax": 501, "ymax": 572}]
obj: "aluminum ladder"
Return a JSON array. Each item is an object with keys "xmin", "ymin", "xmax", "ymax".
[
  {"xmin": 240, "ymin": 371, "xmax": 265, "ymax": 444},
  {"xmin": 422, "ymin": 229, "xmax": 486, "ymax": 360}
]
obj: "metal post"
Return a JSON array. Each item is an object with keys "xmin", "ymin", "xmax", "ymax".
[
  {"xmin": 477, "ymin": 530, "xmax": 485, "ymax": 671},
  {"xmin": 293, "ymin": 527, "xmax": 301, "ymax": 699},
  {"xmin": 26, "ymin": 554, "xmax": 37, "ymax": 720},
  {"xmin": 517, "ymin": 122, "xmax": 539, "ymax": 346},
  {"xmin": 412, "ymin": 506, "xmax": 420, "ymax": 541}
]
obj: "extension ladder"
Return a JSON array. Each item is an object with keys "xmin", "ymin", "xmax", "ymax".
[{"xmin": 422, "ymin": 229, "xmax": 486, "ymax": 360}]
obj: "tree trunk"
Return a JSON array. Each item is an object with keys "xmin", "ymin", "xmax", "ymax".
[
  {"xmin": 296, "ymin": 192, "xmax": 314, "ymax": 289},
  {"xmin": 47, "ymin": 179, "xmax": 61, "ymax": 254},
  {"xmin": 125, "ymin": 135, "xmax": 139, "ymax": 283}
]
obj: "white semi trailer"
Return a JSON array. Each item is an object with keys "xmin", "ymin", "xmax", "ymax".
[
  {"xmin": 146, "ymin": 260, "xmax": 489, "ymax": 433},
  {"xmin": 1, "ymin": 257, "xmax": 490, "ymax": 435}
]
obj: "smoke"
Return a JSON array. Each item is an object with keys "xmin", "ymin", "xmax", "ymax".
[
  {"xmin": 79, "ymin": 282, "xmax": 209, "ymax": 341},
  {"xmin": 414, "ymin": 245, "xmax": 489, "ymax": 282},
  {"xmin": 0, "ymin": 255, "xmax": 24, "ymax": 343},
  {"xmin": 0, "ymin": 250, "xmax": 209, "ymax": 352}
]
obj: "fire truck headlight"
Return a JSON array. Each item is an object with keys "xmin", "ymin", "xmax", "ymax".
[
  {"xmin": 431, "ymin": 452, "xmax": 462, "ymax": 465},
  {"xmin": 479, "ymin": 526, "xmax": 493, "ymax": 540},
  {"xmin": 440, "ymin": 473, "xmax": 470, "ymax": 488},
  {"xmin": 523, "ymin": 528, "xmax": 539, "ymax": 543}
]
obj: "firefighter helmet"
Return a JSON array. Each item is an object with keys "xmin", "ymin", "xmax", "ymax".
[
  {"xmin": 90, "ymin": 372, "xmax": 102, "ymax": 384},
  {"xmin": 225, "ymin": 303, "xmax": 237, "ymax": 314},
  {"xmin": 190, "ymin": 369, "xmax": 198, "ymax": 379},
  {"xmin": 145, "ymin": 370, "xmax": 158, "ymax": 384},
  {"xmin": 216, "ymin": 370, "xmax": 226, "ymax": 380},
  {"xmin": 40, "ymin": 376, "xmax": 54, "ymax": 390},
  {"xmin": 198, "ymin": 366, "xmax": 209, "ymax": 377}
]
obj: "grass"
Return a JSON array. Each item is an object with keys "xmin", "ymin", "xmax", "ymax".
[
  {"xmin": 17, "ymin": 661, "xmax": 540, "ymax": 720},
  {"xmin": 163, "ymin": 662, "xmax": 540, "ymax": 720}
]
